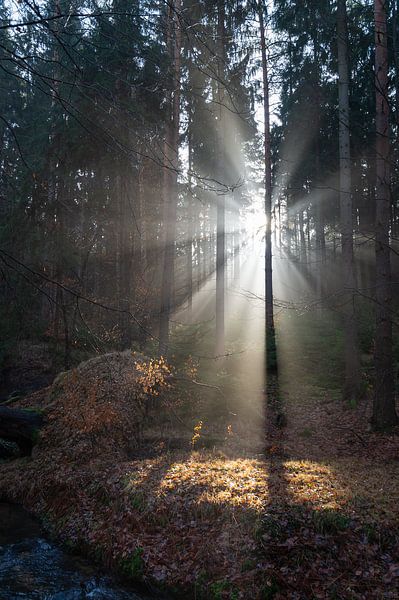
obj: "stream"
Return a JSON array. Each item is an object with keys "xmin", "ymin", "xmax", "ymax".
[{"xmin": 0, "ymin": 502, "xmax": 156, "ymax": 600}]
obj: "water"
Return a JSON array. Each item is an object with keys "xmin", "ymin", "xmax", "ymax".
[{"xmin": 0, "ymin": 502, "xmax": 155, "ymax": 600}]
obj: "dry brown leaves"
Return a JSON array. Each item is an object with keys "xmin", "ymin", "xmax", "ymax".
[{"xmin": 1, "ymin": 360, "xmax": 399, "ymax": 599}]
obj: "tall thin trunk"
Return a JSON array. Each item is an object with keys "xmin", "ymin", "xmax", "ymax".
[
  {"xmin": 49, "ymin": 1, "xmax": 63, "ymax": 349},
  {"xmin": 197, "ymin": 237, "xmax": 201, "ymax": 290},
  {"xmin": 272, "ymin": 206, "xmax": 277, "ymax": 249},
  {"xmin": 299, "ymin": 209, "xmax": 307, "ymax": 264},
  {"xmin": 233, "ymin": 222, "xmax": 240, "ymax": 283},
  {"xmin": 159, "ymin": 0, "xmax": 182, "ymax": 356},
  {"xmin": 393, "ymin": 1, "xmax": 399, "ymax": 124},
  {"xmin": 306, "ymin": 208, "xmax": 311, "ymax": 249},
  {"xmin": 138, "ymin": 164, "xmax": 147, "ymax": 279},
  {"xmin": 186, "ymin": 98, "xmax": 194, "ymax": 315},
  {"xmin": 393, "ymin": 0, "xmax": 399, "ymax": 238},
  {"xmin": 372, "ymin": 0, "xmax": 398, "ymax": 429},
  {"xmin": 215, "ymin": 0, "xmax": 226, "ymax": 356},
  {"xmin": 312, "ymin": 24, "xmax": 325, "ymax": 306},
  {"xmin": 293, "ymin": 213, "xmax": 299, "ymax": 256},
  {"xmin": 259, "ymin": 4, "xmax": 276, "ymax": 373},
  {"xmin": 337, "ymin": 0, "xmax": 361, "ymax": 402},
  {"xmin": 186, "ymin": 200, "xmax": 194, "ymax": 314}
]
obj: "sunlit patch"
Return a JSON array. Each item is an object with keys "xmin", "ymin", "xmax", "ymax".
[
  {"xmin": 157, "ymin": 457, "xmax": 268, "ymax": 512},
  {"xmin": 120, "ymin": 454, "xmax": 356, "ymax": 519},
  {"xmin": 284, "ymin": 460, "xmax": 347, "ymax": 510}
]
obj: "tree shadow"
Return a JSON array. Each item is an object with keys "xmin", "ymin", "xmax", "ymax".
[{"xmin": 256, "ymin": 344, "xmax": 399, "ymax": 598}]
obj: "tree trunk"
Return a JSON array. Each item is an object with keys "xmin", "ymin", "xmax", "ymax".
[
  {"xmin": 312, "ymin": 24, "xmax": 325, "ymax": 306},
  {"xmin": 299, "ymin": 209, "xmax": 307, "ymax": 264},
  {"xmin": 372, "ymin": 0, "xmax": 398, "ymax": 430},
  {"xmin": 337, "ymin": 0, "xmax": 361, "ymax": 402},
  {"xmin": 234, "ymin": 221, "xmax": 240, "ymax": 283},
  {"xmin": 394, "ymin": 0, "xmax": 399, "ymax": 125},
  {"xmin": 159, "ymin": 0, "xmax": 182, "ymax": 356},
  {"xmin": 215, "ymin": 0, "xmax": 226, "ymax": 356},
  {"xmin": 186, "ymin": 103, "xmax": 194, "ymax": 315},
  {"xmin": 259, "ymin": 4, "xmax": 276, "ymax": 373},
  {"xmin": 393, "ymin": 0, "xmax": 399, "ymax": 239}
]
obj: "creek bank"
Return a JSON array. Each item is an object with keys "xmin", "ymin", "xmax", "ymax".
[
  {"xmin": 0, "ymin": 501, "xmax": 159, "ymax": 600},
  {"xmin": 2, "ymin": 352, "xmax": 399, "ymax": 599}
]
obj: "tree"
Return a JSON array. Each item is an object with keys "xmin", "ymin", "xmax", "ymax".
[
  {"xmin": 215, "ymin": 0, "xmax": 226, "ymax": 357},
  {"xmin": 159, "ymin": 0, "xmax": 182, "ymax": 356},
  {"xmin": 337, "ymin": 0, "xmax": 361, "ymax": 402},
  {"xmin": 372, "ymin": 0, "xmax": 398, "ymax": 430},
  {"xmin": 259, "ymin": 2, "xmax": 276, "ymax": 373}
]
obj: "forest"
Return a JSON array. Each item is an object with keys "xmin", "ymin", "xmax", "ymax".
[{"xmin": 0, "ymin": 0, "xmax": 399, "ymax": 598}]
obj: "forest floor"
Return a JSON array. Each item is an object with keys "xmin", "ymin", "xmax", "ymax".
[{"xmin": 0, "ymin": 354, "xmax": 399, "ymax": 600}]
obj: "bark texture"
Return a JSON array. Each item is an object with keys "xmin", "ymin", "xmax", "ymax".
[
  {"xmin": 159, "ymin": 0, "xmax": 182, "ymax": 356},
  {"xmin": 259, "ymin": 4, "xmax": 276, "ymax": 373},
  {"xmin": 337, "ymin": 0, "xmax": 361, "ymax": 402},
  {"xmin": 372, "ymin": 0, "xmax": 398, "ymax": 430},
  {"xmin": 215, "ymin": 0, "xmax": 226, "ymax": 356}
]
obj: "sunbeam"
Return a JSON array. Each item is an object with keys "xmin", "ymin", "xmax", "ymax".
[{"xmin": 1, "ymin": 0, "xmax": 398, "ymax": 598}]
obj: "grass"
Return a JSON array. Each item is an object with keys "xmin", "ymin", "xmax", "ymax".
[
  {"xmin": 130, "ymin": 492, "xmax": 147, "ymax": 511},
  {"xmin": 312, "ymin": 508, "xmax": 350, "ymax": 534},
  {"xmin": 121, "ymin": 547, "xmax": 144, "ymax": 579}
]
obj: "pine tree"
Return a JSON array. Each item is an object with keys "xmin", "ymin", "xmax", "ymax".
[{"xmin": 372, "ymin": 0, "xmax": 398, "ymax": 430}]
